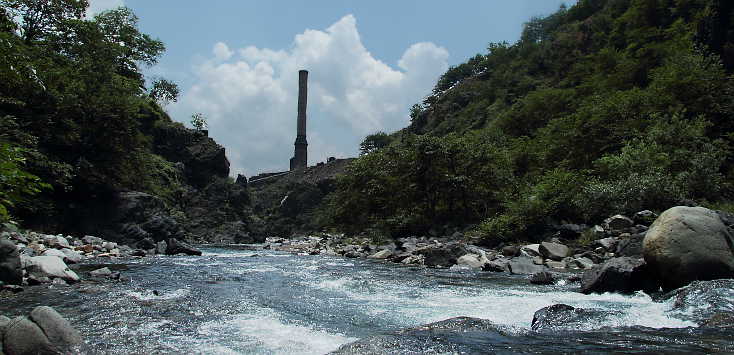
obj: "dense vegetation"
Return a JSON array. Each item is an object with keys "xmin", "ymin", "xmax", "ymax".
[
  {"xmin": 0, "ymin": 0, "xmax": 248, "ymax": 239},
  {"xmin": 322, "ymin": 0, "xmax": 734, "ymax": 246}
]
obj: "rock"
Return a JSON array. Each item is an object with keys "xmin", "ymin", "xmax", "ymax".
[
  {"xmin": 532, "ymin": 256, "xmax": 544, "ymax": 265},
  {"xmin": 155, "ymin": 240, "xmax": 167, "ymax": 254},
  {"xmin": 90, "ymin": 267, "xmax": 113, "ymax": 277},
  {"xmin": 643, "ymin": 206, "xmax": 734, "ymax": 291},
  {"xmin": 595, "ymin": 237, "xmax": 618, "ymax": 251},
  {"xmin": 529, "ymin": 271, "xmax": 556, "ymax": 285},
  {"xmin": 615, "ymin": 232, "xmax": 645, "ymax": 257},
  {"xmin": 42, "ymin": 249, "xmax": 66, "ymax": 259},
  {"xmin": 27, "ymin": 273, "xmax": 51, "ymax": 285},
  {"xmin": 555, "ymin": 223, "xmax": 586, "ymax": 239},
  {"xmin": 3, "ymin": 316, "xmax": 56, "ymax": 354},
  {"xmin": 633, "ymin": 210, "xmax": 658, "ymax": 225},
  {"xmin": 29, "ymin": 306, "xmax": 83, "ymax": 351},
  {"xmin": 0, "ymin": 314, "xmax": 9, "ymax": 351},
  {"xmin": 165, "ymin": 238, "xmax": 202, "ymax": 256},
  {"xmin": 539, "ymin": 242, "xmax": 570, "ymax": 261},
  {"xmin": 520, "ymin": 244, "xmax": 541, "ymax": 257},
  {"xmin": 483, "ymin": 258, "xmax": 510, "ymax": 272},
  {"xmin": 590, "ymin": 225, "xmax": 606, "ymax": 238},
  {"xmin": 60, "ymin": 249, "xmax": 83, "ymax": 264},
  {"xmin": 580, "ymin": 257, "xmax": 658, "ymax": 294},
  {"xmin": 508, "ymin": 257, "xmax": 547, "ymax": 275},
  {"xmin": 603, "ymin": 215, "xmax": 634, "ymax": 232},
  {"xmin": 82, "ymin": 235, "xmax": 103, "ymax": 245},
  {"xmin": 456, "ymin": 254, "xmax": 485, "ymax": 269},
  {"xmin": 667, "ymin": 279, "xmax": 734, "ymax": 326},
  {"xmin": 0, "ymin": 238, "xmax": 22, "ymax": 285},
  {"xmin": 47, "ymin": 236, "xmax": 70, "ymax": 249},
  {"xmin": 25, "ymin": 256, "xmax": 80, "ymax": 282},
  {"xmin": 572, "ymin": 257, "xmax": 595, "ymax": 269},
  {"xmin": 415, "ymin": 242, "xmax": 468, "ymax": 268},
  {"xmin": 102, "ymin": 241, "xmax": 118, "ymax": 251},
  {"xmin": 545, "ymin": 260, "xmax": 566, "ymax": 269},
  {"xmin": 401, "ymin": 254, "xmax": 424, "ymax": 265},
  {"xmin": 531, "ymin": 304, "xmax": 617, "ymax": 332},
  {"xmin": 501, "ymin": 246, "xmax": 519, "ymax": 257},
  {"xmin": 368, "ymin": 249, "xmax": 393, "ymax": 259},
  {"xmin": 131, "ymin": 249, "xmax": 147, "ymax": 257},
  {"xmin": 1, "ymin": 284, "xmax": 23, "ymax": 293}
]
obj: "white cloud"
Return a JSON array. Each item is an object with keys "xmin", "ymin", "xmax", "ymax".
[
  {"xmin": 170, "ymin": 14, "xmax": 449, "ymax": 177},
  {"xmin": 86, "ymin": 0, "xmax": 124, "ymax": 17}
]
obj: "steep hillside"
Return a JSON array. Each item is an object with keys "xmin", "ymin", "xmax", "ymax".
[{"xmin": 323, "ymin": 0, "xmax": 734, "ymax": 245}]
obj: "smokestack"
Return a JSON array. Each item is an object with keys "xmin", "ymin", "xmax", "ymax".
[{"xmin": 290, "ymin": 70, "xmax": 308, "ymax": 170}]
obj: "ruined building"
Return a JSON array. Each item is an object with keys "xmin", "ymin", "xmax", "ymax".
[{"xmin": 290, "ymin": 70, "xmax": 308, "ymax": 170}]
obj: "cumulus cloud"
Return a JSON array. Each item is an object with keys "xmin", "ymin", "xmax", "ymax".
[
  {"xmin": 86, "ymin": 0, "xmax": 124, "ymax": 17},
  {"xmin": 170, "ymin": 14, "xmax": 449, "ymax": 176}
]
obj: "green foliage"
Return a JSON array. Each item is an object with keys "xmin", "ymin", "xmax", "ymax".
[
  {"xmin": 359, "ymin": 131, "xmax": 392, "ymax": 155},
  {"xmin": 0, "ymin": 141, "xmax": 49, "ymax": 222},
  {"xmin": 190, "ymin": 112, "xmax": 207, "ymax": 130},
  {"xmin": 150, "ymin": 78, "xmax": 179, "ymax": 105},
  {"xmin": 322, "ymin": 0, "xmax": 734, "ymax": 244}
]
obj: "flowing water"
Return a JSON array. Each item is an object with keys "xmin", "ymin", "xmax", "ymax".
[{"xmin": 1, "ymin": 246, "xmax": 732, "ymax": 354}]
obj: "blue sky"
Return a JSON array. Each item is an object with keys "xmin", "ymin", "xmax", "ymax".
[{"xmin": 89, "ymin": 0, "xmax": 575, "ymax": 176}]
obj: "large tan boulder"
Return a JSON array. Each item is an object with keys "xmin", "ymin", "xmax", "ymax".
[{"xmin": 643, "ymin": 206, "xmax": 734, "ymax": 291}]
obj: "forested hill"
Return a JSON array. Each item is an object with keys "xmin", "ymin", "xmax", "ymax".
[
  {"xmin": 0, "ymin": 1, "xmax": 252, "ymax": 243},
  {"xmin": 321, "ymin": 0, "xmax": 734, "ymax": 245}
]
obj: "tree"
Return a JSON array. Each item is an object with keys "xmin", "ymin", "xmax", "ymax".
[
  {"xmin": 359, "ymin": 132, "xmax": 392, "ymax": 155},
  {"xmin": 150, "ymin": 78, "xmax": 179, "ymax": 105},
  {"xmin": 1, "ymin": 0, "xmax": 88, "ymax": 43},
  {"xmin": 191, "ymin": 112, "xmax": 207, "ymax": 130}
]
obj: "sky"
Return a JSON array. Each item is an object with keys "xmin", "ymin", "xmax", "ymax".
[{"xmin": 87, "ymin": 0, "xmax": 575, "ymax": 177}]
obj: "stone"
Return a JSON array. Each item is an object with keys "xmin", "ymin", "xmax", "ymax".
[
  {"xmin": 456, "ymin": 254, "xmax": 485, "ymax": 269},
  {"xmin": 0, "ymin": 314, "xmax": 9, "ymax": 351},
  {"xmin": 25, "ymin": 256, "xmax": 80, "ymax": 282},
  {"xmin": 0, "ymin": 238, "xmax": 22, "ymax": 285},
  {"xmin": 532, "ymin": 256, "xmax": 544, "ymax": 265},
  {"xmin": 669, "ymin": 279, "xmax": 734, "ymax": 326},
  {"xmin": 47, "ymin": 236, "xmax": 70, "ymax": 249},
  {"xmin": 483, "ymin": 258, "xmax": 510, "ymax": 272},
  {"xmin": 131, "ymin": 249, "xmax": 147, "ymax": 257},
  {"xmin": 580, "ymin": 257, "xmax": 658, "ymax": 294},
  {"xmin": 82, "ymin": 235, "xmax": 103, "ymax": 245},
  {"xmin": 165, "ymin": 238, "xmax": 202, "ymax": 256},
  {"xmin": 29, "ymin": 306, "xmax": 83, "ymax": 351},
  {"xmin": 573, "ymin": 257, "xmax": 595, "ymax": 269},
  {"xmin": 135, "ymin": 237, "xmax": 157, "ymax": 250},
  {"xmin": 545, "ymin": 260, "xmax": 566, "ymax": 269},
  {"xmin": 501, "ymin": 246, "xmax": 519, "ymax": 257},
  {"xmin": 531, "ymin": 304, "xmax": 618, "ymax": 332},
  {"xmin": 368, "ymin": 249, "xmax": 393, "ymax": 259},
  {"xmin": 603, "ymin": 215, "xmax": 634, "ymax": 232},
  {"xmin": 102, "ymin": 241, "xmax": 118, "ymax": 251},
  {"xmin": 90, "ymin": 267, "xmax": 113, "ymax": 277},
  {"xmin": 415, "ymin": 242, "xmax": 468, "ymax": 268},
  {"xmin": 60, "ymin": 249, "xmax": 83, "ymax": 264},
  {"xmin": 508, "ymin": 257, "xmax": 547, "ymax": 275},
  {"xmin": 615, "ymin": 232, "xmax": 645, "ymax": 257},
  {"xmin": 3, "ymin": 316, "xmax": 56, "ymax": 354},
  {"xmin": 155, "ymin": 240, "xmax": 167, "ymax": 254},
  {"xmin": 591, "ymin": 225, "xmax": 605, "ymax": 237},
  {"xmin": 633, "ymin": 210, "xmax": 658, "ymax": 225},
  {"xmin": 529, "ymin": 271, "xmax": 556, "ymax": 285},
  {"xmin": 595, "ymin": 237, "xmax": 618, "ymax": 251},
  {"xmin": 401, "ymin": 254, "xmax": 424, "ymax": 265},
  {"xmin": 643, "ymin": 206, "xmax": 734, "ymax": 291},
  {"xmin": 42, "ymin": 249, "xmax": 66, "ymax": 259},
  {"xmin": 27, "ymin": 274, "xmax": 52, "ymax": 285},
  {"xmin": 539, "ymin": 242, "xmax": 570, "ymax": 261},
  {"xmin": 1, "ymin": 284, "xmax": 23, "ymax": 293},
  {"xmin": 520, "ymin": 244, "xmax": 541, "ymax": 257}
]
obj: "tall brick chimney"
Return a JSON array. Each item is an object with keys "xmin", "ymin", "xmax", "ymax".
[{"xmin": 290, "ymin": 70, "xmax": 308, "ymax": 170}]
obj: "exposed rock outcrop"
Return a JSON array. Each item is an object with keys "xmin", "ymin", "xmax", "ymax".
[{"xmin": 580, "ymin": 257, "xmax": 658, "ymax": 294}]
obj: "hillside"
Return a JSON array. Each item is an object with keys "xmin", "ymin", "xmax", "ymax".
[
  {"xmin": 0, "ymin": 3, "xmax": 252, "ymax": 244},
  {"xmin": 319, "ymin": 0, "xmax": 734, "ymax": 245}
]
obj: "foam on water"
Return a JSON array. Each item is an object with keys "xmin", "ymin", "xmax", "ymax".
[{"xmin": 124, "ymin": 288, "xmax": 190, "ymax": 301}]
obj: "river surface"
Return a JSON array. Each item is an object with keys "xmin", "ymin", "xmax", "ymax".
[{"xmin": 1, "ymin": 246, "xmax": 732, "ymax": 354}]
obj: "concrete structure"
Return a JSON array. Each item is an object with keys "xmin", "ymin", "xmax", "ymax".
[{"xmin": 290, "ymin": 70, "xmax": 308, "ymax": 170}]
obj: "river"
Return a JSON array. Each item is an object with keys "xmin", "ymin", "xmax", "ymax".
[{"xmin": 1, "ymin": 246, "xmax": 732, "ymax": 354}]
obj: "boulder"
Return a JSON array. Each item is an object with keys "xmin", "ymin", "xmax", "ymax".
[
  {"xmin": 572, "ymin": 257, "xmax": 595, "ymax": 270},
  {"xmin": 615, "ymin": 233, "xmax": 645, "ymax": 257},
  {"xmin": 667, "ymin": 279, "xmax": 734, "ymax": 326},
  {"xmin": 545, "ymin": 260, "xmax": 566, "ymax": 269},
  {"xmin": 531, "ymin": 304, "xmax": 617, "ymax": 331},
  {"xmin": 60, "ymin": 249, "xmax": 83, "ymax": 264},
  {"xmin": 0, "ymin": 238, "xmax": 22, "ymax": 285},
  {"xmin": 3, "ymin": 316, "xmax": 56, "ymax": 354},
  {"xmin": 102, "ymin": 242, "xmax": 118, "ymax": 251},
  {"xmin": 501, "ymin": 246, "xmax": 519, "ymax": 257},
  {"xmin": 603, "ymin": 215, "xmax": 634, "ymax": 232},
  {"xmin": 165, "ymin": 238, "xmax": 202, "ymax": 256},
  {"xmin": 415, "ymin": 242, "xmax": 468, "ymax": 268},
  {"xmin": 508, "ymin": 257, "xmax": 547, "ymax": 275},
  {"xmin": 633, "ymin": 210, "xmax": 658, "ymax": 225},
  {"xmin": 25, "ymin": 256, "xmax": 80, "ymax": 283},
  {"xmin": 135, "ymin": 237, "xmax": 156, "ymax": 250},
  {"xmin": 368, "ymin": 249, "xmax": 393, "ymax": 259},
  {"xmin": 529, "ymin": 271, "xmax": 556, "ymax": 285},
  {"xmin": 46, "ymin": 236, "xmax": 70, "ymax": 249},
  {"xmin": 90, "ymin": 267, "xmax": 113, "ymax": 277},
  {"xmin": 643, "ymin": 206, "xmax": 734, "ymax": 291},
  {"xmin": 580, "ymin": 257, "xmax": 658, "ymax": 294},
  {"xmin": 520, "ymin": 244, "xmax": 541, "ymax": 257},
  {"xmin": 483, "ymin": 258, "xmax": 510, "ymax": 272},
  {"xmin": 595, "ymin": 237, "xmax": 618, "ymax": 251},
  {"xmin": 539, "ymin": 242, "xmax": 570, "ymax": 261},
  {"xmin": 456, "ymin": 254, "xmax": 485, "ymax": 269},
  {"xmin": 29, "ymin": 306, "xmax": 83, "ymax": 351},
  {"xmin": 41, "ymin": 249, "xmax": 66, "ymax": 259}
]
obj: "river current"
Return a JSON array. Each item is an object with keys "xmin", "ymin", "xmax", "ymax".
[{"xmin": 1, "ymin": 246, "xmax": 732, "ymax": 354}]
